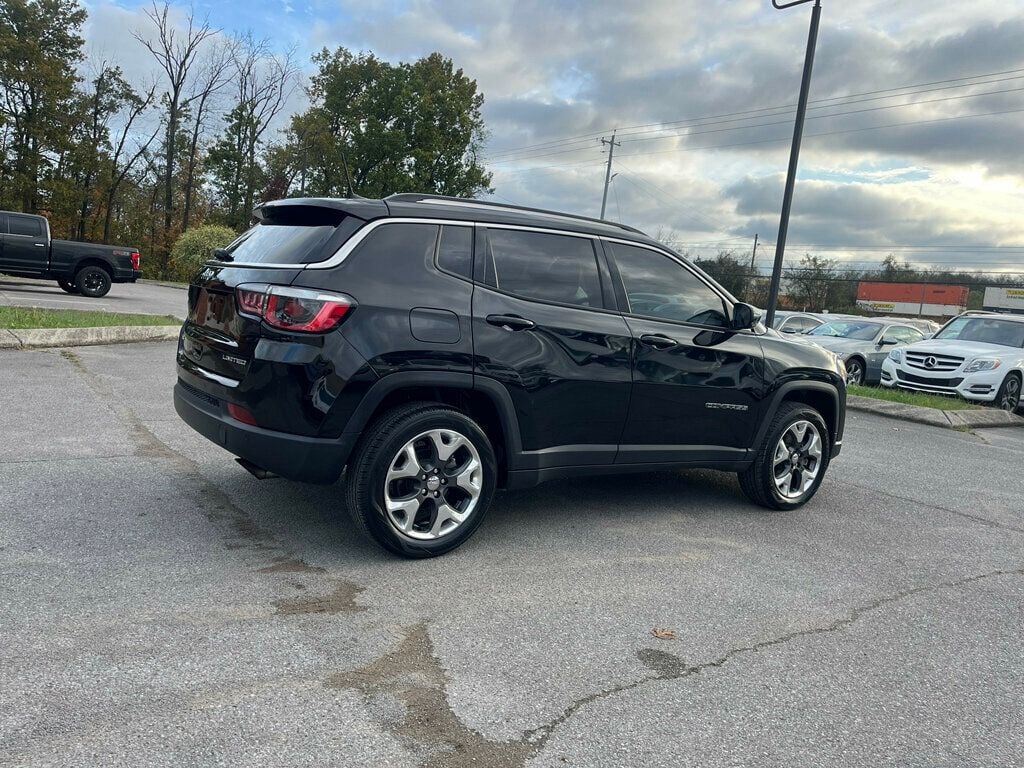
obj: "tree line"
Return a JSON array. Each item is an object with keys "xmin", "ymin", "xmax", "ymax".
[
  {"xmin": 689, "ymin": 251, "xmax": 1023, "ymax": 313},
  {"xmin": 0, "ymin": 0, "xmax": 491, "ymax": 277}
]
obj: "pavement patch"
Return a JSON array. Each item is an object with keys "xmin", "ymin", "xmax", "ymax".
[
  {"xmin": 327, "ymin": 624, "xmax": 535, "ymax": 768},
  {"xmin": 273, "ymin": 579, "xmax": 365, "ymax": 615}
]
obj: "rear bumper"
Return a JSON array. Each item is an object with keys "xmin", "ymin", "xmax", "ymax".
[
  {"xmin": 173, "ymin": 380, "xmax": 357, "ymax": 484},
  {"xmin": 113, "ymin": 269, "xmax": 142, "ymax": 283}
]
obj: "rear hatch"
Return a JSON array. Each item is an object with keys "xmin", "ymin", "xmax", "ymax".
[{"xmin": 179, "ymin": 201, "xmax": 379, "ymax": 392}]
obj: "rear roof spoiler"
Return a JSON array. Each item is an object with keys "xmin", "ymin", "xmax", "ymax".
[{"xmin": 253, "ymin": 197, "xmax": 389, "ymax": 222}]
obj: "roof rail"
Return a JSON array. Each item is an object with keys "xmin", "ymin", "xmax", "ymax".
[{"xmin": 385, "ymin": 193, "xmax": 646, "ymax": 235}]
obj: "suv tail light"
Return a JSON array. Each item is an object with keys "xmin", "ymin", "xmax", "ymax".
[
  {"xmin": 235, "ymin": 284, "xmax": 355, "ymax": 333},
  {"xmin": 130, "ymin": 251, "xmax": 141, "ymax": 271}
]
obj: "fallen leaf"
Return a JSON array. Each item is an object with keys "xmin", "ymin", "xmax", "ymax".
[{"xmin": 651, "ymin": 628, "xmax": 677, "ymax": 640}]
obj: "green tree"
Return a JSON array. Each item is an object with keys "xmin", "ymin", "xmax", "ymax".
[
  {"xmin": 168, "ymin": 224, "xmax": 236, "ymax": 282},
  {"xmin": 278, "ymin": 48, "xmax": 491, "ymax": 199},
  {"xmin": 786, "ymin": 254, "xmax": 837, "ymax": 311},
  {"xmin": 693, "ymin": 250, "xmax": 750, "ymax": 299},
  {"xmin": 0, "ymin": 0, "xmax": 86, "ymax": 213}
]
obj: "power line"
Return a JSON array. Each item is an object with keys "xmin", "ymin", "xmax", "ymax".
[
  {"xmin": 489, "ymin": 85, "xmax": 1024, "ymax": 164},
  {"xmin": 617, "ymin": 105, "xmax": 1024, "ymax": 159},
  {"xmin": 483, "ymin": 66, "xmax": 1024, "ymax": 160}
]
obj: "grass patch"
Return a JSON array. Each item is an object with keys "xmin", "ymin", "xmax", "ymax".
[
  {"xmin": 0, "ymin": 306, "xmax": 179, "ymax": 329},
  {"xmin": 848, "ymin": 383, "xmax": 981, "ymax": 411}
]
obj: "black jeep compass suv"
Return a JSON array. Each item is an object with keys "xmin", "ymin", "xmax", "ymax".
[{"xmin": 174, "ymin": 194, "xmax": 846, "ymax": 557}]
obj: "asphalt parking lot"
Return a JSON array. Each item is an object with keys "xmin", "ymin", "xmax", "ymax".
[
  {"xmin": 2, "ymin": 341, "xmax": 1023, "ymax": 767},
  {"xmin": 0, "ymin": 277, "xmax": 187, "ymax": 320}
]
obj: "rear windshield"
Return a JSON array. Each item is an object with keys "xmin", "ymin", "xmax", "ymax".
[{"xmin": 219, "ymin": 207, "xmax": 355, "ymax": 265}]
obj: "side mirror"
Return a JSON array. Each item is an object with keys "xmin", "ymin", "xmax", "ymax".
[
  {"xmin": 732, "ymin": 302, "xmax": 759, "ymax": 331},
  {"xmin": 781, "ymin": 326, "xmax": 797, "ymax": 334},
  {"xmin": 879, "ymin": 337, "xmax": 898, "ymax": 347}
]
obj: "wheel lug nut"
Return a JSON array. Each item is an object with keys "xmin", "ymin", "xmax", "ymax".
[
  {"xmin": 433, "ymin": 491, "xmax": 440, "ymax": 497},
  {"xmin": 441, "ymin": 478, "xmax": 447, "ymax": 484}
]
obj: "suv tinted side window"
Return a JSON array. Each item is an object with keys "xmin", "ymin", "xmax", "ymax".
[
  {"xmin": 9, "ymin": 215, "xmax": 42, "ymax": 237},
  {"xmin": 436, "ymin": 224, "xmax": 473, "ymax": 279},
  {"xmin": 608, "ymin": 242, "xmax": 729, "ymax": 327},
  {"xmin": 484, "ymin": 228, "xmax": 603, "ymax": 308}
]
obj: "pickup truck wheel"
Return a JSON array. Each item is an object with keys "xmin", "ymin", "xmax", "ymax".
[
  {"xmin": 57, "ymin": 279, "xmax": 80, "ymax": 294},
  {"xmin": 76, "ymin": 266, "xmax": 112, "ymax": 298},
  {"xmin": 344, "ymin": 402, "xmax": 496, "ymax": 558},
  {"xmin": 738, "ymin": 401, "xmax": 831, "ymax": 511}
]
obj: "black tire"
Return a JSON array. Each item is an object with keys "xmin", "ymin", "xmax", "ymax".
[
  {"xmin": 845, "ymin": 356, "xmax": 865, "ymax": 387},
  {"xmin": 995, "ymin": 372, "xmax": 1022, "ymax": 414},
  {"xmin": 57, "ymin": 279, "xmax": 80, "ymax": 294},
  {"xmin": 738, "ymin": 401, "xmax": 831, "ymax": 511},
  {"xmin": 344, "ymin": 402, "xmax": 497, "ymax": 558},
  {"xmin": 75, "ymin": 265, "xmax": 112, "ymax": 298}
]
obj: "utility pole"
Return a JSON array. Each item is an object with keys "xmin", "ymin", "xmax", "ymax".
[
  {"xmin": 765, "ymin": 0, "xmax": 823, "ymax": 328},
  {"xmin": 750, "ymin": 233, "xmax": 759, "ymax": 271},
  {"xmin": 600, "ymin": 132, "xmax": 621, "ymax": 220}
]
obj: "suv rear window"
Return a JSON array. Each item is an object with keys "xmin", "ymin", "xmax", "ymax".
[{"xmin": 221, "ymin": 207, "xmax": 357, "ymax": 265}]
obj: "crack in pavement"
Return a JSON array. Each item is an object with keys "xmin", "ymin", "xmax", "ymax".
[
  {"xmin": 324, "ymin": 566, "xmax": 1022, "ymax": 767},
  {"xmin": 838, "ymin": 477, "xmax": 1024, "ymax": 535},
  {"xmin": 521, "ymin": 565, "xmax": 1024, "ymax": 751}
]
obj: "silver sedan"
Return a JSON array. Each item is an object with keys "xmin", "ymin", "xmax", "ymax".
[{"xmin": 806, "ymin": 319, "xmax": 927, "ymax": 385}]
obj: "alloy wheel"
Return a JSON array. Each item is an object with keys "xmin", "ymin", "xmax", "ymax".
[
  {"xmin": 846, "ymin": 359, "xmax": 864, "ymax": 386},
  {"xmin": 1000, "ymin": 376, "xmax": 1021, "ymax": 412},
  {"xmin": 84, "ymin": 271, "xmax": 106, "ymax": 292},
  {"xmin": 772, "ymin": 420, "xmax": 823, "ymax": 500},
  {"xmin": 382, "ymin": 428, "xmax": 483, "ymax": 540}
]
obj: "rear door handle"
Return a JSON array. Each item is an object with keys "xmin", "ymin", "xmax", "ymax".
[
  {"xmin": 486, "ymin": 314, "xmax": 535, "ymax": 332},
  {"xmin": 640, "ymin": 333, "xmax": 678, "ymax": 350}
]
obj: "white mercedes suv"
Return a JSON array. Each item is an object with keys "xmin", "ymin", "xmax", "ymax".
[{"xmin": 880, "ymin": 311, "xmax": 1024, "ymax": 412}]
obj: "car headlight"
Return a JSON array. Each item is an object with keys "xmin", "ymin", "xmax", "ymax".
[
  {"xmin": 888, "ymin": 349, "xmax": 902, "ymax": 363},
  {"xmin": 964, "ymin": 358, "xmax": 1001, "ymax": 373},
  {"xmin": 834, "ymin": 354, "xmax": 846, "ymax": 379}
]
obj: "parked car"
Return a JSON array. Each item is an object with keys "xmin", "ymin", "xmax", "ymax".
[
  {"xmin": 0, "ymin": 210, "xmax": 141, "ymax": 297},
  {"xmin": 806, "ymin": 318, "xmax": 926, "ymax": 386},
  {"xmin": 881, "ymin": 311, "xmax": 1024, "ymax": 412},
  {"xmin": 174, "ymin": 194, "xmax": 846, "ymax": 557},
  {"xmin": 894, "ymin": 317, "xmax": 941, "ymax": 337},
  {"xmin": 771, "ymin": 311, "xmax": 825, "ymax": 335}
]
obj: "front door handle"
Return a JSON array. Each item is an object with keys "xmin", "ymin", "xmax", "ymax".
[
  {"xmin": 640, "ymin": 333, "xmax": 678, "ymax": 350},
  {"xmin": 486, "ymin": 314, "xmax": 536, "ymax": 332}
]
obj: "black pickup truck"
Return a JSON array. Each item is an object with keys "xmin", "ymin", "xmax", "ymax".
[{"xmin": 0, "ymin": 211, "xmax": 141, "ymax": 298}]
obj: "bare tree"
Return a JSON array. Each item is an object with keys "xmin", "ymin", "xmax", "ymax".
[
  {"xmin": 102, "ymin": 82, "xmax": 159, "ymax": 243},
  {"xmin": 133, "ymin": 1, "xmax": 217, "ymax": 254},
  {"xmin": 208, "ymin": 35, "xmax": 298, "ymax": 225},
  {"xmin": 233, "ymin": 35, "xmax": 298, "ymax": 216},
  {"xmin": 181, "ymin": 38, "xmax": 233, "ymax": 230}
]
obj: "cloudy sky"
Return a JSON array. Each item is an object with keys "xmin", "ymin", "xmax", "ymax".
[{"xmin": 85, "ymin": 0, "xmax": 1024, "ymax": 273}]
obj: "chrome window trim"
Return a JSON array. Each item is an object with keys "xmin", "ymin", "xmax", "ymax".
[{"xmin": 304, "ymin": 217, "xmax": 472, "ymax": 270}]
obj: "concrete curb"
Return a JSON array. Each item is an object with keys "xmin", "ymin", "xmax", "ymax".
[
  {"xmin": 847, "ymin": 394, "xmax": 1024, "ymax": 430},
  {"xmin": 0, "ymin": 324, "xmax": 181, "ymax": 350},
  {"xmin": 138, "ymin": 279, "xmax": 188, "ymax": 290}
]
